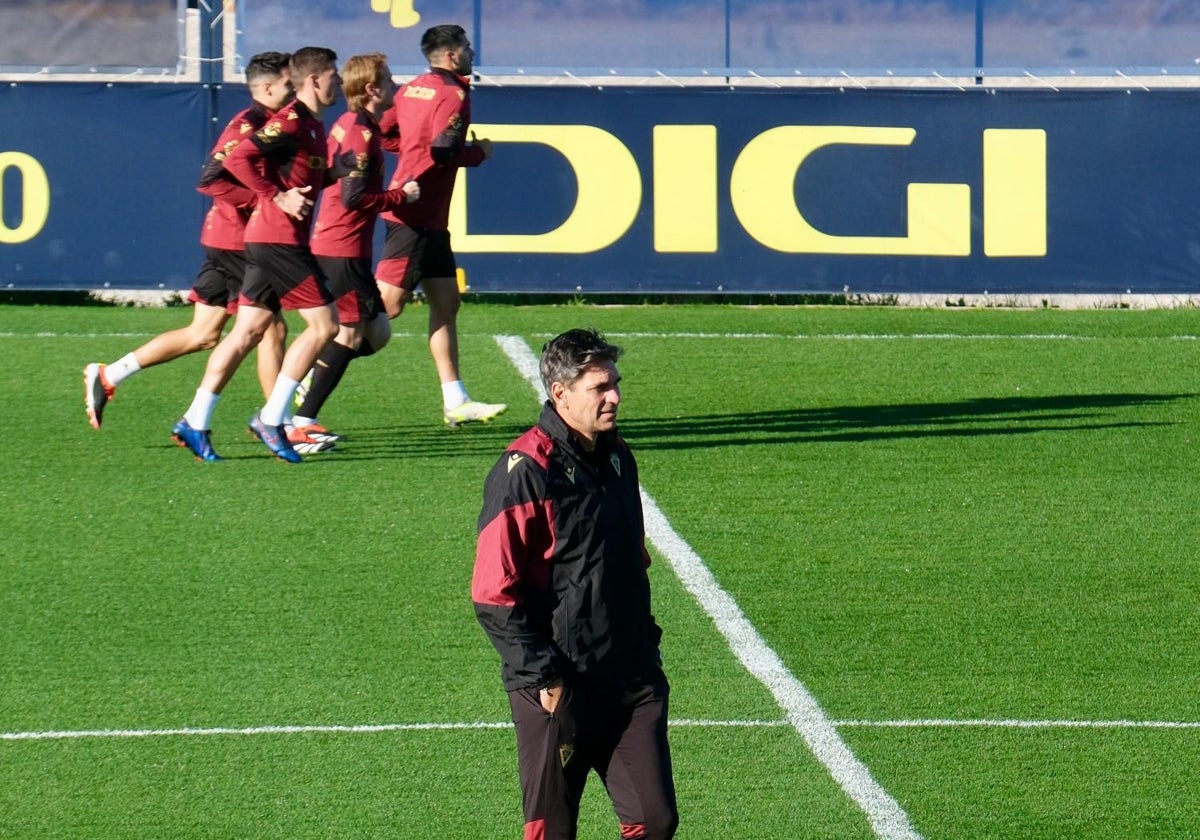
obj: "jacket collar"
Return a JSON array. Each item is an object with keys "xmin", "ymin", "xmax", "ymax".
[
  {"xmin": 429, "ymin": 66, "xmax": 472, "ymax": 89},
  {"xmin": 538, "ymin": 402, "xmax": 616, "ymax": 460}
]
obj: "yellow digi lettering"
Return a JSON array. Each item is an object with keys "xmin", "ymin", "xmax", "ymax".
[
  {"xmin": 0, "ymin": 151, "xmax": 50, "ymax": 245},
  {"xmin": 730, "ymin": 126, "xmax": 970, "ymax": 256},
  {"xmin": 653, "ymin": 125, "xmax": 718, "ymax": 253},
  {"xmin": 371, "ymin": 0, "xmax": 420, "ymax": 28},
  {"xmin": 983, "ymin": 128, "xmax": 1046, "ymax": 257},
  {"xmin": 451, "ymin": 124, "xmax": 641, "ymax": 254}
]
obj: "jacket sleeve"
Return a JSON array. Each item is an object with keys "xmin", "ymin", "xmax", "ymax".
[
  {"xmin": 378, "ymin": 101, "xmax": 402, "ymax": 153},
  {"xmin": 328, "ymin": 125, "xmax": 412, "ymax": 214},
  {"xmin": 429, "ymin": 87, "xmax": 486, "ymax": 169},
  {"xmin": 222, "ymin": 115, "xmax": 292, "ymax": 204},
  {"xmin": 197, "ymin": 110, "xmax": 258, "ymax": 208},
  {"xmin": 472, "ymin": 453, "xmax": 560, "ymax": 689}
]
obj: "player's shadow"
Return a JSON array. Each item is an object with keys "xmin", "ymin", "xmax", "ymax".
[
  {"xmin": 617, "ymin": 392, "xmax": 1196, "ymax": 450},
  {"xmin": 287, "ymin": 392, "xmax": 1194, "ymax": 461},
  {"xmin": 316, "ymin": 417, "xmax": 530, "ymax": 461}
]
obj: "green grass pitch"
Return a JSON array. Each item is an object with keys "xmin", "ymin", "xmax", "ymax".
[{"xmin": 3, "ymin": 301, "xmax": 1200, "ymax": 838}]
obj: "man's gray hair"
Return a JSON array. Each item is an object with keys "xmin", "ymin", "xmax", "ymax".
[{"xmin": 539, "ymin": 328, "xmax": 623, "ymax": 393}]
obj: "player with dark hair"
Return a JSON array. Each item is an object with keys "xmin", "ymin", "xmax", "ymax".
[
  {"xmin": 171, "ymin": 46, "xmax": 342, "ymax": 463},
  {"xmin": 375, "ymin": 23, "xmax": 506, "ymax": 427},
  {"xmin": 473, "ymin": 328, "xmax": 679, "ymax": 840},
  {"xmin": 83, "ymin": 52, "xmax": 293, "ymax": 430},
  {"xmin": 292, "ymin": 51, "xmax": 420, "ymax": 446}
]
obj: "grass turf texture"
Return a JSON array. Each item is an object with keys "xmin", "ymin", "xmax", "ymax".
[{"xmin": 3, "ymin": 302, "xmax": 1200, "ymax": 838}]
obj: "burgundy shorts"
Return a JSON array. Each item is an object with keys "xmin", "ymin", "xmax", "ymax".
[
  {"xmin": 375, "ymin": 223, "xmax": 456, "ymax": 291},
  {"xmin": 316, "ymin": 255, "xmax": 385, "ymax": 326},
  {"xmin": 240, "ymin": 243, "xmax": 333, "ymax": 312}
]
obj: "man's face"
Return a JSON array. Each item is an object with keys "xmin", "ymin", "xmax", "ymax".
[
  {"xmin": 315, "ymin": 65, "xmax": 342, "ymax": 107},
  {"xmin": 552, "ymin": 361, "xmax": 621, "ymax": 447},
  {"xmin": 448, "ymin": 40, "xmax": 474, "ymax": 75},
  {"xmin": 376, "ymin": 66, "xmax": 397, "ymax": 110},
  {"xmin": 254, "ymin": 71, "xmax": 294, "ymax": 111}
]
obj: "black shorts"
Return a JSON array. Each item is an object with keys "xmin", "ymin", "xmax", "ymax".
[
  {"xmin": 189, "ymin": 246, "xmax": 246, "ymax": 312},
  {"xmin": 375, "ymin": 223, "xmax": 456, "ymax": 291},
  {"xmin": 316, "ymin": 255, "xmax": 385, "ymax": 326},
  {"xmin": 240, "ymin": 243, "xmax": 333, "ymax": 312}
]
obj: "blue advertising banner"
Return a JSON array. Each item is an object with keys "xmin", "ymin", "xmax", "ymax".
[
  {"xmin": 3, "ymin": 82, "xmax": 1200, "ymax": 295},
  {"xmin": 0, "ymin": 83, "xmax": 209, "ymax": 290},
  {"xmin": 454, "ymin": 86, "xmax": 1200, "ymax": 294}
]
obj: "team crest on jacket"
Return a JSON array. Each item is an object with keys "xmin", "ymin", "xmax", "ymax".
[
  {"xmin": 610, "ymin": 454, "xmax": 621, "ymax": 476},
  {"xmin": 507, "ymin": 453, "xmax": 523, "ymax": 472},
  {"xmin": 564, "ymin": 466, "xmax": 576, "ymax": 485},
  {"xmin": 559, "ymin": 743, "xmax": 575, "ymax": 768}
]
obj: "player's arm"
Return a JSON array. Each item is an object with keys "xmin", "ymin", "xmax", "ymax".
[
  {"xmin": 223, "ymin": 117, "xmax": 310, "ymax": 219},
  {"xmin": 378, "ymin": 100, "xmax": 402, "ymax": 153},
  {"xmin": 197, "ymin": 113, "xmax": 258, "ymax": 208},
  {"xmin": 329, "ymin": 130, "xmax": 418, "ymax": 212},
  {"xmin": 337, "ymin": 156, "xmax": 418, "ymax": 212},
  {"xmin": 331, "ymin": 144, "xmax": 420, "ymax": 211},
  {"xmin": 429, "ymin": 89, "xmax": 487, "ymax": 168}
]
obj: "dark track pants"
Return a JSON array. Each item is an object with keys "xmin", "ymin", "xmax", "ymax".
[{"xmin": 508, "ymin": 674, "xmax": 678, "ymax": 840}]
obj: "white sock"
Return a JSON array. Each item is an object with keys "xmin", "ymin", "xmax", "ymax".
[
  {"xmin": 184, "ymin": 389, "xmax": 219, "ymax": 431},
  {"xmin": 105, "ymin": 353, "xmax": 141, "ymax": 387},
  {"xmin": 260, "ymin": 375, "xmax": 300, "ymax": 427},
  {"xmin": 293, "ymin": 414, "xmax": 317, "ymax": 427},
  {"xmin": 442, "ymin": 380, "xmax": 469, "ymax": 410}
]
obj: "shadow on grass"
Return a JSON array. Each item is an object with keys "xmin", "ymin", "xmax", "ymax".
[
  {"xmin": 617, "ymin": 392, "xmax": 1197, "ymax": 450},
  {"xmin": 297, "ymin": 419, "xmax": 529, "ymax": 462},
  {"xmin": 229, "ymin": 393, "xmax": 1196, "ymax": 461}
]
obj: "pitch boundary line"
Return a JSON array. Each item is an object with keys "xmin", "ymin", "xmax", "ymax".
[
  {"xmin": 493, "ymin": 335, "xmax": 921, "ymax": 840},
  {"xmin": 7, "ymin": 717, "xmax": 1200, "ymax": 743},
  {"xmin": 6, "ymin": 330, "xmax": 1200, "ymax": 341}
]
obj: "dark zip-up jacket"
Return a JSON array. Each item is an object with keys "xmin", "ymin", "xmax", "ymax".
[{"xmin": 473, "ymin": 403, "xmax": 663, "ymax": 692}]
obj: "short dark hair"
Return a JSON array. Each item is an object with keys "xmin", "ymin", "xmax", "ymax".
[
  {"xmin": 245, "ymin": 51, "xmax": 291, "ymax": 84},
  {"xmin": 540, "ymin": 328, "xmax": 623, "ymax": 393},
  {"xmin": 420, "ymin": 24, "xmax": 467, "ymax": 59},
  {"xmin": 290, "ymin": 46, "xmax": 338, "ymax": 79}
]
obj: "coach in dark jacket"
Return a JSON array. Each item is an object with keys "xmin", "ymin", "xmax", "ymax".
[{"xmin": 473, "ymin": 328, "xmax": 678, "ymax": 840}]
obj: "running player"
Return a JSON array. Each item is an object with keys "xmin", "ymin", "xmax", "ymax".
[
  {"xmin": 376, "ymin": 24, "xmax": 506, "ymax": 427},
  {"xmin": 292, "ymin": 51, "xmax": 420, "ymax": 447},
  {"xmin": 171, "ymin": 46, "xmax": 342, "ymax": 463},
  {"xmin": 83, "ymin": 52, "xmax": 293, "ymax": 429}
]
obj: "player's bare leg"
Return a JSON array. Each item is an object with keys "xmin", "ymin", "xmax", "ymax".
[
  {"xmin": 378, "ymin": 280, "xmax": 411, "ymax": 320},
  {"xmin": 198, "ymin": 304, "xmax": 277, "ymax": 397},
  {"xmin": 256, "ymin": 313, "xmax": 288, "ymax": 400},
  {"xmin": 251, "ymin": 303, "xmax": 339, "ymax": 462},
  {"xmin": 173, "ymin": 304, "xmax": 277, "ymax": 461},
  {"xmin": 136, "ymin": 301, "xmax": 230, "ymax": 366},
  {"xmin": 84, "ymin": 302, "xmax": 229, "ymax": 429},
  {"xmin": 423, "ymin": 276, "xmax": 506, "ymax": 426}
]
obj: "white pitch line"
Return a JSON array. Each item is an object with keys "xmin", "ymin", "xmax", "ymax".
[
  {"xmin": 0, "ymin": 719, "xmax": 786, "ymax": 743},
  {"xmin": 6, "ymin": 330, "xmax": 1200, "ymax": 341},
  {"xmin": 493, "ymin": 334, "xmax": 921, "ymax": 840},
  {"xmin": 838, "ymin": 719, "xmax": 1200, "ymax": 730},
  {"xmin": 8, "ymin": 716, "xmax": 1200, "ymax": 743},
  {"xmin": 0, "ymin": 331, "xmax": 429, "ymax": 340},
  {"xmin": 511, "ymin": 331, "xmax": 1200, "ymax": 341}
]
